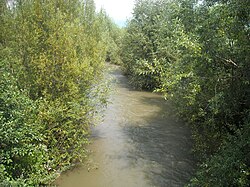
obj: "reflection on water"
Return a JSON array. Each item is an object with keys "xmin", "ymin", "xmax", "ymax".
[{"xmin": 55, "ymin": 65, "xmax": 196, "ymax": 187}]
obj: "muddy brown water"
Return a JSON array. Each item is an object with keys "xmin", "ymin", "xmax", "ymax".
[{"xmin": 55, "ymin": 65, "xmax": 196, "ymax": 187}]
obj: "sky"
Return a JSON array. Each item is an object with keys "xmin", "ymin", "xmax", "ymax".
[{"xmin": 94, "ymin": 0, "xmax": 135, "ymax": 27}]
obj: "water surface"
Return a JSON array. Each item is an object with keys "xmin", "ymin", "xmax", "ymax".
[{"xmin": 55, "ymin": 65, "xmax": 196, "ymax": 187}]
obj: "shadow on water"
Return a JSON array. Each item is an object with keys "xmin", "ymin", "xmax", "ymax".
[
  {"xmin": 108, "ymin": 65, "xmax": 196, "ymax": 186},
  {"xmin": 55, "ymin": 65, "xmax": 196, "ymax": 187},
  {"xmin": 122, "ymin": 96, "xmax": 196, "ymax": 187}
]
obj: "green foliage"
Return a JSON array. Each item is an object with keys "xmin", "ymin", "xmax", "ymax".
[
  {"xmin": 0, "ymin": 53, "xmax": 48, "ymax": 186},
  {"xmin": 1, "ymin": 0, "xmax": 111, "ymax": 185},
  {"xmin": 188, "ymin": 118, "xmax": 250, "ymax": 187},
  {"xmin": 122, "ymin": 0, "xmax": 196, "ymax": 90},
  {"xmin": 122, "ymin": 0, "xmax": 250, "ymax": 185},
  {"xmin": 99, "ymin": 11, "xmax": 124, "ymax": 65},
  {"xmin": 121, "ymin": 0, "xmax": 163, "ymax": 89}
]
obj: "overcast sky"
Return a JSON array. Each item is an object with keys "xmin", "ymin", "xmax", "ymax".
[{"xmin": 94, "ymin": 0, "xmax": 135, "ymax": 27}]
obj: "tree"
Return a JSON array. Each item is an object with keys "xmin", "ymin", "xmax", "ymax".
[
  {"xmin": 0, "ymin": 0, "xmax": 110, "ymax": 185},
  {"xmin": 122, "ymin": 0, "xmax": 250, "ymax": 185}
]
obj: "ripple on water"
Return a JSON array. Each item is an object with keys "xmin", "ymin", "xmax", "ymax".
[{"xmin": 55, "ymin": 65, "xmax": 196, "ymax": 187}]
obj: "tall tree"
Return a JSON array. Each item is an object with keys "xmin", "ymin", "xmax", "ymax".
[
  {"xmin": 121, "ymin": 0, "xmax": 250, "ymax": 185},
  {"xmin": 0, "ymin": 0, "xmax": 110, "ymax": 185}
]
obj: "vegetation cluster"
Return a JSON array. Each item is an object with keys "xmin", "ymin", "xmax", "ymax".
[
  {"xmin": 0, "ymin": 0, "xmax": 119, "ymax": 185},
  {"xmin": 1, "ymin": 0, "xmax": 249, "ymax": 186},
  {"xmin": 121, "ymin": 0, "xmax": 250, "ymax": 186}
]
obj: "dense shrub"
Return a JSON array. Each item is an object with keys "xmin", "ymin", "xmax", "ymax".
[
  {"xmin": 100, "ymin": 11, "xmax": 124, "ymax": 65},
  {"xmin": 122, "ymin": 0, "xmax": 250, "ymax": 185},
  {"xmin": 188, "ymin": 117, "xmax": 250, "ymax": 187},
  {"xmin": 0, "ymin": 0, "xmax": 111, "ymax": 185},
  {"xmin": 0, "ymin": 55, "xmax": 48, "ymax": 185}
]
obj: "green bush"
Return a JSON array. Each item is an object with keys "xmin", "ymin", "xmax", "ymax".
[
  {"xmin": 122, "ymin": 0, "xmax": 250, "ymax": 185},
  {"xmin": 100, "ymin": 11, "xmax": 124, "ymax": 65},
  {"xmin": 188, "ymin": 118, "xmax": 250, "ymax": 187},
  {"xmin": 0, "ymin": 57, "xmax": 48, "ymax": 185},
  {"xmin": 1, "ymin": 0, "xmax": 110, "ymax": 185}
]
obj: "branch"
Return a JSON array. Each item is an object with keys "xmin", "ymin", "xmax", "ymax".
[{"xmin": 216, "ymin": 56, "xmax": 238, "ymax": 67}]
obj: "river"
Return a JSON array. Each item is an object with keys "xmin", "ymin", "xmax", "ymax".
[{"xmin": 55, "ymin": 65, "xmax": 196, "ymax": 187}]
